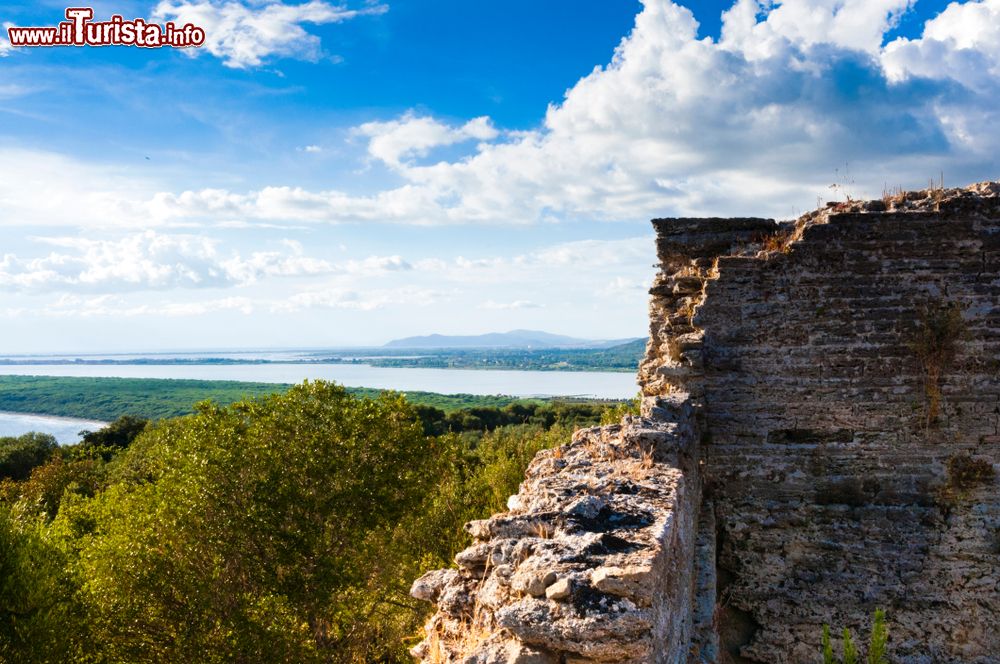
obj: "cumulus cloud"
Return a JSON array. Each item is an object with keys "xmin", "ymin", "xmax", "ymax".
[
  {"xmin": 355, "ymin": 113, "xmax": 499, "ymax": 168},
  {"xmin": 0, "ymin": 233, "xmax": 658, "ymax": 325},
  {"xmin": 4, "ymin": 0, "xmax": 998, "ymax": 231},
  {"xmin": 151, "ymin": 0, "xmax": 387, "ymax": 68},
  {"xmin": 406, "ymin": 238, "xmax": 656, "ymax": 295},
  {"xmin": 883, "ymin": 0, "xmax": 1000, "ymax": 90},
  {"xmin": 55, "ymin": 0, "xmax": 992, "ymax": 227},
  {"xmin": 0, "ymin": 232, "xmax": 341, "ymax": 293},
  {"xmin": 720, "ymin": 0, "xmax": 914, "ymax": 57}
]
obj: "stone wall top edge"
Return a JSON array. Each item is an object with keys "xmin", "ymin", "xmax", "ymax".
[{"xmin": 650, "ymin": 217, "xmax": 777, "ymax": 236}]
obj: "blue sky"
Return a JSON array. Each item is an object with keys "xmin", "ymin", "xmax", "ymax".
[{"xmin": 0, "ymin": 0, "xmax": 997, "ymax": 352}]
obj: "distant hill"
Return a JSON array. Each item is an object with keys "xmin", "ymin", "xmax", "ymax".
[{"xmin": 384, "ymin": 329, "xmax": 641, "ymax": 350}]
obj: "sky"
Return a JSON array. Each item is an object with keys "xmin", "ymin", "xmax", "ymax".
[{"xmin": 0, "ymin": 0, "xmax": 997, "ymax": 353}]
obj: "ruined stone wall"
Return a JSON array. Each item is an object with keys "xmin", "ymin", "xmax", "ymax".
[
  {"xmin": 410, "ymin": 397, "xmax": 703, "ymax": 663},
  {"xmin": 412, "ymin": 181, "xmax": 1000, "ymax": 664},
  {"xmin": 645, "ymin": 183, "xmax": 1000, "ymax": 663}
]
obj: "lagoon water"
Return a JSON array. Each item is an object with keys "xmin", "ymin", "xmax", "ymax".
[
  {"xmin": 0, "ymin": 363, "xmax": 638, "ymax": 399},
  {"xmin": 0, "ymin": 411, "xmax": 108, "ymax": 445}
]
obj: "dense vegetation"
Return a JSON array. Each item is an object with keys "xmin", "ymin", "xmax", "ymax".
[
  {"xmin": 0, "ymin": 375, "xmax": 599, "ymax": 422},
  {"xmin": 0, "ymin": 381, "xmax": 628, "ymax": 662}
]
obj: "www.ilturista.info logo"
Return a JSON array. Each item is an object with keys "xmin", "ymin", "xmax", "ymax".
[{"xmin": 6, "ymin": 8, "xmax": 205, "ymax": 48}]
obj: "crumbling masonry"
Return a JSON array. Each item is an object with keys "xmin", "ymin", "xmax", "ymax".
[{"xmin": 411, "ymin": 182, "xmax": 1000, "ymax": 663}]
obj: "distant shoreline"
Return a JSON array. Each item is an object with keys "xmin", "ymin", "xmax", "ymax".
[
  {"xmin": 0, "ymin": 338, "xmax": 644, "ymax": 374},
  {"xmin": 0, "ymin": 375, "xmax": 628, "ymax": 423},
  {"xmin": 0, "ymin": 409, "xmax": 108, "ymax": 426}
]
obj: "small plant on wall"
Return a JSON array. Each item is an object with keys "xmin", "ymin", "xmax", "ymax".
[
  {"xmin": 936, "ymin": 452, "xmax": 996, "ymax": 509},
  {"xmin": 821, "ymin": 609, "xmax": 889, "ymax": 664},
  {"xmin": 909, "ymin": 300, "xmax": 967, "ymax": 430}
]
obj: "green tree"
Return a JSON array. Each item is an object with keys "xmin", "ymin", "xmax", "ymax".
[
  {"xmin": 79, "ymin": 415, "xmax": 149, "ymax": 452},
  {"xmin": 0, "ymin": 433, "xmax": 58, "ymax": 481},
  {"xmin": 62, "ymin": 381, "xmax": 437, "ymax": 663}
]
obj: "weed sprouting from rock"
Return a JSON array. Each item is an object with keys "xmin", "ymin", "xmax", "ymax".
[
  {"xmin": 909, "ymin": 300, "xmax": 966, "ymax": 429},
  {"xmin": 820, "ymin": 609, "xmax": 890, "ymax": 664}
]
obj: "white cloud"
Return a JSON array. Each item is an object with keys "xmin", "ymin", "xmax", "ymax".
[
  {"xmin": 355, "ymin": 113, "xmax": 499, "ymax": 168},
  {"xmin": 0, "ymin": 231, "xmax": 339, "ymax": 293},
  {"xmin": 300, "ymin": 144, "xmax": 324, "ymax": 153},
  {"xmin": 130, "ymin": 0, "xmax": 1000, "ymax": 224},
  {"xmin": 5, "ymin": 1, "xmax": 1000, "ymax": 231},
  {"xmin": 142, "ymin": 184, "xmax": 449, "ymax": 226},
  {"xmin": 720, "ymin": 0, "xmax": 914, "ymax": 58},
  {"xmin": 883, "ymin": 0, "xmax": 1000, "ymax": 88},
  {"xmin": 151, "ymin": 0, "xmax": 388, "ymax": 69}
]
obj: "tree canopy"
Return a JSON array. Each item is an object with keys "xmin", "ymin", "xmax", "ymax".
[{"xmin": 0, "ymin": 380, "xmax": 607, "ymax": 662}]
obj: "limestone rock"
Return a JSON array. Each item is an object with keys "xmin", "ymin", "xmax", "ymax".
[
  {"xmin": 544, "ymin": 577, "xmax": 571, "ymax": 600},
  {"xmin": 591, "ymin": 566, "xmax": 653, "ymax": 607},
  {"xmin": 410, "ymin": 568, "xmax": 459, "ymax": 602}
]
